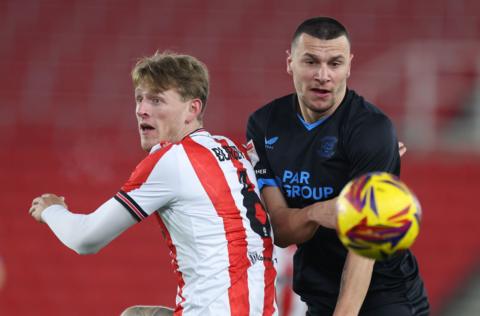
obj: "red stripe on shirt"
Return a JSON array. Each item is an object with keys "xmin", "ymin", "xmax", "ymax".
[
  {"xmin": 183, "ymin": 137, "xmax": 251, "ymax": 316},
  {"xmin": 261, "ymin": 237, "xmax": 277, "ymax": 316},
  {"xmin": 216, "ymin": 139, "xmax": 277, "ymax": 315},
  {"xmin": 279, "ymin": 259, "xmax": 294, "ymax": 316},
  {"xmin": 121, "ymin": 143, "xmax": 173, "ymax": 193},
  {"xmin": 155, "ymin": 213, "xmax": 186, "ymax": 316}
]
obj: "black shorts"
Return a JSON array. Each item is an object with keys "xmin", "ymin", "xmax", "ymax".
[{"xmin": 306, "ymin": 298, "xmax": 430, "ymax": 316}]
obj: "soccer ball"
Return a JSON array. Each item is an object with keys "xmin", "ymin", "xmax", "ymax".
[{"xmin": 336, "ymin": 172, "xmax": 421, "ymax": 260}]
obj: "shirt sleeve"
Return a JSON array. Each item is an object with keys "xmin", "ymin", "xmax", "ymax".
[
  {"xmin": 116, "ymin": 145, "xmax": 178, "ymax": 222},
  {"xmin": 41, "ymin": 146, "xmax": 178, "ymax": 255},
  {"xmin": 246, "ymin": 111, "xmax": 278, "ymax": 191},
  {"xmin": 345, "ymin": 112, "xmax": 401, "ymax": 178},
  {"xmin": 41, "ymin": 199, "xmax": 137, "ymax": 255}
]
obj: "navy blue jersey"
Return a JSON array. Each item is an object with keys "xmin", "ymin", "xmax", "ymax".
[{"xmin": 247, "ymin": 89, "xmax": 428, "ymax": 312}]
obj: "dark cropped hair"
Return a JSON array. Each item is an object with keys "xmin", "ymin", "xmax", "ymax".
[{"xmin": 292, "ymin": 17, "xmax": 350, "ymax": 48}]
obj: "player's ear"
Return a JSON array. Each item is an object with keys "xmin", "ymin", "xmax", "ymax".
[
  {"xmin": 185, "ymin": 98, "xmax": 202, "ymax": 123},
  {"xmin": 347, "ymin": 53, "xmax": 354, "ymax": 78},
  {"xmin": 286, "ymin": 49, "xmax": 293, "ymax": 75}
]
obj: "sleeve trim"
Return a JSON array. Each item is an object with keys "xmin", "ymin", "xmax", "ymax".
[
  {"xmin": 114, "ymin": 190, "xmax": 148, "ymax": 222},
  {"xmin": 258, "ymin": 178, "xmax": 279, "ymax": 191}
]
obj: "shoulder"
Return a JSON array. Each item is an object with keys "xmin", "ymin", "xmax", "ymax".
[
  {"xmin": 343, "ymin": 90, "xmax": 395, "ymax": 135},
  {"xmin": 340, "ymin": 91, "xmax": 400, "ymax": 176},
  {"xmin": 249, "ymin": 93, "xmax": 295, "ymax": 122},
  {"xmin": 247, "ymin": 94, "xmax": 296, "ymax": 140},
  {"xmin": 346, "ymin": 90, "xmax": 386, "ymax": 117},
  {"xmin": 144, "ymin": 142, "xmax": 178, "ymax": 167},
  {"xmin": 122, "ymin": 143, "xmax": 179, "ymax": 192},
  {"xmin": 341, "ymin": 90, "xmax": 398, "ymax": 154}
]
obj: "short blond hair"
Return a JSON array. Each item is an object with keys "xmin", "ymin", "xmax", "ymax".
[{"xmin": 132, "ymin": 52, "xmax": 209, "ymax": 119}]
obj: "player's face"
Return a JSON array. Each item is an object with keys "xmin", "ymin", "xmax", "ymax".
[
  {"xmin": 287, "ymin": 33, "xmax": 353, "ymax": 122},
  {"xmin": 135, "ymin": 86, "xmax": 193, "ymax": 151}
]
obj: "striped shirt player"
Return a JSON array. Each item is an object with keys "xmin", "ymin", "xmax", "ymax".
[{"xmin": 39, "ymin": 129, "xmax": 277, "ymax": 315}]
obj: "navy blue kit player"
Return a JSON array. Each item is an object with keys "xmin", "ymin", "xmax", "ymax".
[{"xmin": 247, "ymin": 17, "xmax": 430, "ymax": 316}]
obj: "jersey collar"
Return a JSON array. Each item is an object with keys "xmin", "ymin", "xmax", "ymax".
[
  {"xmin": 149, "ymin": 128, "xmax": 209, "ymax": 153},
  {"xmin": 296, "ymin": 113, "xmax": 329, "ymax": 131},
  {"xmin": 293, "ymin": 88, "xmax": 351, "ymax": 131}
]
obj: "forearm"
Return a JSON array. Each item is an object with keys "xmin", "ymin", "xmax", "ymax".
[
  {"xmin": 261, "ymin": 186, "xmax": 338, "ymax": 246},
  {"xmin": 42, "ymin": 199, "xmax": 136, "ymax": 254},
  {"xmin": 273, "ymin": 202, "xmax": 336, "ymax": 246},
  {"xmin": 270, "ymin": 206, "xmax": 319, "ymax": 247},
  {"xmin": 334, "ymin": 251, "xmax": 374, "ymax": 316}
]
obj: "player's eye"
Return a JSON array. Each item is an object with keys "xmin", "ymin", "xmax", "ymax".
[
  {"xmin": 331, "ymin": 60, "xmax": 343, "ymax": 67},
  {"xmin": 135, "ymin": 95, "xmax": 143, "ymax": 103}
]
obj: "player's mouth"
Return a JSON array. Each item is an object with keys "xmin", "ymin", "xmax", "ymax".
[
  {"xmin": 140, "ymin": 123, "xmax": 155, "ymax": 134},
  {"xmin": 310, "ymin": 88, "xmax": 331, "ymax": 97}
]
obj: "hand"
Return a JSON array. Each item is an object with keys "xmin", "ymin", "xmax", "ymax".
[
  {"xmin": 308, "ymin": 198, "xmax": 338, "ymax": 229},
  {"xmin": 398, "ymin": 141, "xmax": 407, "ymax": 157},
  {"xmin": 29, "ymin": 193, "xmax": 67, "ymax": 223}
]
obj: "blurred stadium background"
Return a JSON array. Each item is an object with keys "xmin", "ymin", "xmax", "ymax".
[{"xmin": 0, "ymin": 0, "xmax": 479, "ymax": 315}]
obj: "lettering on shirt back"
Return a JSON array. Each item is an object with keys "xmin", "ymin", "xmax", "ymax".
[{"xmin": 211, "ymin": 145, "xmax": 245, "ymax": 162}]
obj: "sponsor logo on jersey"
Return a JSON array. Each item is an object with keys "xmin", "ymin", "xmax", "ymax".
[
  {"xmin": 281, "ymin": 169, "xmax": 334, "ymax": 200},
  {"xmin": 317, "ymin": 136, "xmax": 337, "ymax": 158},
  {"xmin": 255, "ymin": 169, "xmax": 267, "ymax": 175},
  {"xmin": 265, "ymin": 136, "xmax": 279, "ymax": 149},
  {"xmin": 248, "ymin": 251, "xmax": 276, "ymax": 265}
]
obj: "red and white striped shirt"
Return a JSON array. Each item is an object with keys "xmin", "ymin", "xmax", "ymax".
[
  {"xmin": 118, "ymin": 129, "xmax": 277, "ymax": 315},
  {"xmin": 42, "ymin": 129, "xmax": 277, "ymax": 316}
]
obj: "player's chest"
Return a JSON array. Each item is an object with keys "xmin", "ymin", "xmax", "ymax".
[{"xmin": 264, "ymin": 126, "xmax": 350, "ymax": 201}]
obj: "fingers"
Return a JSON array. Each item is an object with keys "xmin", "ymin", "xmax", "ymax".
[
  {"xmin": 398, "ymin": 141, "xmax": 407, "ymax": 157},
  {"xmin": 29, "ymin": 203, "xmax": 44, "ymax": 223},
  {"xmin": 41, "ymin": 193, "xmax": 59, "ymax": 199},
  {"xmin": 29, "ymin": 193, "xmax": 66, "ymax": 224},
  {"xmin": 32, "ymin": 196, "xmax": 43, "ymax": 205},
  {"xmin": 28, "ymin": 205, "xmax": 36, "ymax": 215}
]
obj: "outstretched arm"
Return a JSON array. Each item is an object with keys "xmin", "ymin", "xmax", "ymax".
[
  {"xmin": 333, "ymin": 251, "xmax": 374, "ymax": 316},
  {"xmin": 29, "ymin": 193, "xmax": 136, "ymax": 254}
]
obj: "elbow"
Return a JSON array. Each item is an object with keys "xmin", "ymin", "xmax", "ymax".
[
  {"xmin": 274, "ymin": 240, "xmax": 290, "ymax": 248},
  {"xmin": 271, "ymin": 224, "xmax": 295, "ymax": 248},
  {"xmin": 273, "ymin": 232, "xmax": 295, "ymax": 248},
  {"xmin": 74, "ymin": 246, "xmax": 100, "ymax": 255},
  {"xmin": 68, "ymin": 237, "xmax": 104, "ymax": 255}
]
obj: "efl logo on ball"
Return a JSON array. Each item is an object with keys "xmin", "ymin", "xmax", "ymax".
[{"xmin": 336, "ymin": 172, "xmax": 422, "ymax": 260}]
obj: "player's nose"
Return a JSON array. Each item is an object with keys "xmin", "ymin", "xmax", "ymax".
[
  {"xmin": 314, "ymin": 65, "xmax": 330, "ymax": 83},
  {"xmin": 136, "ymin": 100, "xmax": 150, "ymax": 117}
]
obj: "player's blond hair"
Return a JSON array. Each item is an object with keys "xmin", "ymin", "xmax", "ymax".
[{"xmin": 131, "ymin": 52, "xmax": 209, "ymax": 120}]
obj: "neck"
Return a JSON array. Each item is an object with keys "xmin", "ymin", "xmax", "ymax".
[
  {"xmin": 177, "ymin": 121, "xmax": 203, "ymax": 141},
  {"xmin": 298, "ymin": 88, "xmax": 347, "ymax": 123}
]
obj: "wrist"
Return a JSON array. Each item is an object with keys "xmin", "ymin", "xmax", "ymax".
[
  {"xmin": 307, "ymin": 200, "xmax": 337, "ymax": 229},
  {"xmin": 41, "ymin": 204, "xmax": 67, "ymax": 223},
  {"xmin": 306, "ymin": 204, "xmax": 321, "ymax": 226}
]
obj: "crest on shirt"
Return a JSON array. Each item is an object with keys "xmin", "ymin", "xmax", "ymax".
[
  {"xmin": 317, "ymin": 136, "xmax": 337, "ymax": 158},
  {"xmin": 245, "ymin": 140, "xmax": 260, "ymax": 167}
]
